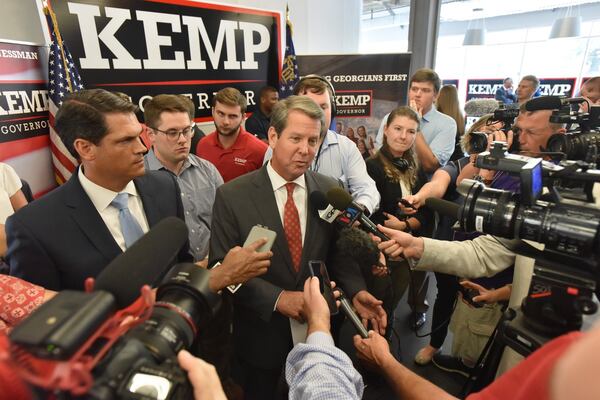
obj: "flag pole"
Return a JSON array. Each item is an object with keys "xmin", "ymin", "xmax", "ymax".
[{"xmin": 43, "ymin": 5, "xmax": 73, "ymax": 92}]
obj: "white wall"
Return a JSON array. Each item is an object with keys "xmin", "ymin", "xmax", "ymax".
[
  {"xmin": 1, "ymin": 0, "xmax": 47, "ymax": 45},
  {"xmin": 1, "ymin": 0, "xmax": 362, "ymax": 54}
]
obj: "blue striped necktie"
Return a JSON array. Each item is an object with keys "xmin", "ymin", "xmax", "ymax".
[{"xmin": 110, "ymin": 192, "xmax": 144, "ymax": 248}]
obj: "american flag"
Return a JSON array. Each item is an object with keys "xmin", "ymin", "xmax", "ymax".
[
  {"xmin": 45, "ymin": 6, "xmax": 84, "ymax": 184},
  {"xmin": 278, "ymin": 17, "xmax": 299, "ymax": 99}
]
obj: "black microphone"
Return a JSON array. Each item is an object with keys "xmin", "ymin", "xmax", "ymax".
[
  {"xmin": 309, "ymin": 190, "xmax": 328, "ymax": 209},
  {"xmin": 425, "ymin": 197, "xmax": 460, "ymax": 220},
  {"xmin": 310, "ymin": 190, "xmax": 342, "ymax": 223},
  {"xmin": 336, "ymin": 288, "xmax": 369, "ymax": 338},
  {"xmin": 336, "ymin": 227, "xmax": 381, "ymax": 269},
  {"xmin": 524, "ymin": 96, "xmax": 562, "ymax": 111},
  {"xmin": 326, "ymin": 187, "xmax": 390, "ymax": 242},
  {"xmin": 94, "ymin": 217, "xmax": 189, "ymax": 309},
  {"xmin": 524, "ymin": 96, "xmax": 586, "ymax": 112}
]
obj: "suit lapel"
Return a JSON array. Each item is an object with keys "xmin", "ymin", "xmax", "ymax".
[
  {"xmin": 249, "ymin": 167, "xmax": 296, "ymax": 278},
  {"xmin": 295, "ymin": 171, "xmax": 328, "ymax": 285},
  {"xmin": 134, "ymin": 175, "xmax": 161, "ymax": 227},
  {"xmin": 62, "ymin": 172, "xmax": 122, "ymax": 262}
]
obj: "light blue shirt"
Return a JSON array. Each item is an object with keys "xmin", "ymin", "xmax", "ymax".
[
  {"xmin": 286, "ymin": 331, "xmax": 364, "ymax": 400},
  {"xmin": 375, "ymin": 106, "xmax": 457, "ymax": 167},
  {"xmin": 264, "ymin": 130, "xmax": 380, "ymax": 214}
]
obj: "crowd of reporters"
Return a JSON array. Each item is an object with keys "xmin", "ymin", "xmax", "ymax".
[{"xmin": 0, "ymin": 71, "xmax": 599, "ymax": 399}]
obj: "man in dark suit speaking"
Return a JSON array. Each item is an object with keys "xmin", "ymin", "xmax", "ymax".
[
  {"xmin": 6, "ymin": 89, "xmax": 270, "ymax": 292},
  {"xmin": 209, "ymin": 96, "xmax": 386, "ymax": 399}
]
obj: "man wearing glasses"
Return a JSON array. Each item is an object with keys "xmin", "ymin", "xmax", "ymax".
[
  {"xmin": 143, "ymin": 94, "xmax": 224, "ymax": 263},
  {"xmin": 196, "ymin": 87, "xmax": 269, "ymax": 182}
]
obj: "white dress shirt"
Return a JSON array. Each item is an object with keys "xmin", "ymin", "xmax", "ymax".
[
  {"xmin": 78, "ymin": 168, "xmax": 149, "ymax": 251},
  {"xmin": 266, "ymin": 161, "xmax": 307, "ymax": 245}
]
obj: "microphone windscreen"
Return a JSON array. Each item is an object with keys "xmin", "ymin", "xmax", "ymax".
[
  {"xmin": 94, "ymin": 217, "xmax": 189, "ymax": 309},
  {"xmin": 309, "ymin": 190, "xmax": 329, "ymax": 210},
  {"xmin": 524, "ymin": 96, "xmax": 562, "ymax": 112},
  {"xmin": 464, "ymin": 99, "xmax": 500, "ymax": 117},
  {"xmin": 327, "ymin": 187, "xmax": 353, "ymax": 211},
  {"xmin": 425, "ymin": 197, "xmax": 460, "ymax": 219},
  {"xmin": 336, "ymin": 227, "xmax": 380, "ymax": 268}
]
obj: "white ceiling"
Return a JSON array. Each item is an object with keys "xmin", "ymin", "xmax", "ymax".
[{"xmin": 363, "ymin": 0, "xmax": 600, "ymax": 21}]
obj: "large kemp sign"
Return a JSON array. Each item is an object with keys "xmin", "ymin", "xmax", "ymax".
[{"xmin": 49, "ymin": 0, "xmax": 281, "ymax": 120}]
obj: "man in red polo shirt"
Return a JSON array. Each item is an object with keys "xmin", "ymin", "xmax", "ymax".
[{"xmin": 196, "ymin": 87, "xmax": 268, "ymax": 182}]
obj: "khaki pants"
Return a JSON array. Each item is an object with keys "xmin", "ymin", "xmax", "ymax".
[{"xmin": 449, "ymin": 294, "xmax": 503, "ymax": 365}]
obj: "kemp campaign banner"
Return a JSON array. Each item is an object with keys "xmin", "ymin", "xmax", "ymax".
[
  {"xmin": 49, "ymin": 0, "xmax": 281, "ymax": 120},
  {"xmin": 0, "ymin": 42, "xmax": 55, "ymax": 196},
  {"xmin": 297, "ymin": 53, "xmax": 411, "ymax": 145},
  {"xmin": 465, "ymin": 78, "xmax": 503, "ymax": 102},
  {"xmin": 443, "ymin": 79, "xmax": 459, "ymax": 89},
  {"xmin": 538, "ymin": 78, "xmax": 576, "ymax": 97}
]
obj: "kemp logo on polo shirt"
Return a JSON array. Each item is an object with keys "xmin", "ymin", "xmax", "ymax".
[{"xmin": 196, "ymin": 127, "xmax": 268, "ymax": 182}]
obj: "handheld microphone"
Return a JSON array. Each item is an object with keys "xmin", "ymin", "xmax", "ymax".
[
  {"xmin": 424, "ymin": 197, "xmax": 460, "ymax": 220},
  {"xmin": 336, "ymin": 288, "xmax": 369, "ymax": 338},
  {"xmin": 94, "ymin": 216, "xmax": 189, "ymax": 308},
  {"xmin": 310, "ymin": 190, "xmax": 341, "ymax": 223},
  {"xmin": 326, "ymin": 187, "xmax": 390, "ymax": 242}
]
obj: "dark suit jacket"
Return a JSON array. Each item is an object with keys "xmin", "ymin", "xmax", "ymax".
[
  {"xmin": 6, "ymin": 169, "xmax": 191, "ymax": 291},
  {"xmin": 209, "ymin": 166, "xmax": 366, "ymax": 369},
  {"xmin": 495, "ymin": 86, "xmax": 516, "ymax": 104}
]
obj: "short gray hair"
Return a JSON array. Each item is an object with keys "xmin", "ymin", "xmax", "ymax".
[
  {"xmin": 270, "ymin": 95, "xmax": 326, "ymax": 138},
  {"xmin": 521, "ymin": 75, "xmax": 540, "ymax": 90}
]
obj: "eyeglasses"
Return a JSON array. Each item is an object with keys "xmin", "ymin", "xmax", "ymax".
[{"xmin": 151, "ymin": 122, "xmax": 196, "ymax": 140}]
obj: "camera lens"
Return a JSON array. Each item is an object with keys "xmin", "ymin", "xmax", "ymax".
[
  {"xmin": 126, "ymin": 263, "xmax": 220, "ymax": 361},
  {"xmin": 469, "ymin": 132, "xmax": 488, "ymax": 154},
  {"xmin": 547, "ymin": 132, "xmax": 600, "ymax": 162},
  {"xmin": 458, "ymin": 179, "xmax": 518, "ymax": 238}
]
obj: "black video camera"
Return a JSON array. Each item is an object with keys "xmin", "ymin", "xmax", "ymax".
[
  {"xmin": 9, "ymin": 263, "xmax": 221, "ymax": 399},
  {"xmin": 469, "ymin": 106, "xmax": 520, "ymax": 154},
  {"xmin": 545, "ymin": 102, "xmax": 600, "ymax": 166},
  {"xmin": 456, "ymin": 144, "xmax": 600, "ymax": 336}
]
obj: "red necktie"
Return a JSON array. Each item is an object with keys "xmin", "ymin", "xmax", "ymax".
[{"xmin": 283, "ymin": 182, "xmax": 302, "ymax": 272}]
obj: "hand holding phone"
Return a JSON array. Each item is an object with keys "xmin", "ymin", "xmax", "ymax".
[
  {"xmin": 219, "ymin": 225, "xmax": 276, "ymax": 293},
  {"xmin": 398, "ymin": 198, "xmax": 415, "ymax": 210},
  {"xmin": 308, "ymin": 260, "xmax": 338, "ymax": 315}
]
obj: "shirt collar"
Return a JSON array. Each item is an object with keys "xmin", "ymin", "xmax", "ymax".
[
  {"xmin": 422, "ymin": 105, "xmax": 437, "ymax": 123},
  {"xmin": 210, "ymin": 127, "xmax": 248, "ymax": 150},
  {"xmin": 266, "ymin": 161, "xmax": 306, "ymax": 192},
  {"xmin": 145, "ymin": 148, "xmax": 196, "ymax": 174},
  {"xmin": 78, "ymin": 167, "xmax": 139, "ymax": 212},
  {"xmin": 320, "ymin": 129, "xmax": 339, "ymax": 150}
]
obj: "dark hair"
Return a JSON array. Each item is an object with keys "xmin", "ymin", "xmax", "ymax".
[
  {"xmin": 410, "ymin": 68, "xmax": 441, "ymax": 93},
  {"xmin": 144, "ymin": 94, "xmax": 195, "ymax": 129},
  {"xmin": 373, "ymin": 106, "xmax": 420, "ymax": 186},
  {"xmin": 212, "ymin": 87, "xmax": 247, "ymax": 114},
  {"xmin": 293, "ymin": 76, "xmax": 334, "ymax": 99},
  {"xmin": 259, "ymin": 86, "xmax": 278, "ymax": 98},
  {"xmin": 270, "ymin": 95, "xmax": 325, "ymax": 138},
  {"xmin": 55, "ymin": 89, "xmax": 138, "ymax": 159}
]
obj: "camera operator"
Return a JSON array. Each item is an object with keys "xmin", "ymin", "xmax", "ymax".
[
  {"xmin": 580, "ymin": 76, "xmax": 600, "ymax": 110},
  {"xmin": 386, "ymin": 99, "xmax": 569, "ymax": 373}
]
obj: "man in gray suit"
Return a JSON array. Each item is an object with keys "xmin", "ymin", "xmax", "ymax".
[{"xmin": 209, "ymin": 96, "xmax": 386, "ymax": 399}]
